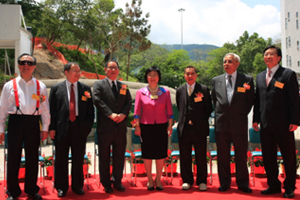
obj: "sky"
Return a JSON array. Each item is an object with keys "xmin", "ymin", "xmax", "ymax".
[{"xmin": 114, "ymin": 0, "xmax": 281, "ymax": 47}]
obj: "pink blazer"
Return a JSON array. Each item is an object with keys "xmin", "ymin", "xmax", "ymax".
[{"xmin": 134, "ymin": 86, "xmax": 173, "ymax": 124}]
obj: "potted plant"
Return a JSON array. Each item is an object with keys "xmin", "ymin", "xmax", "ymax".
[
  {"xmin": 131, "ymin": 149, "xmax": 146, "ymax": 175},
  {"xmin": 43, "ymin": 155, "xmax": 53, "ymax": 180},
  {"xmin": 18, "ymin": 161, "xmax": 26, "ymax": 181},
  {"xmin": 164, "ymin": 149, "xmax": 179, "ymax": 176},
  {"xmin": 83, "ymin": 152, "xmax": 92, "ymax": 178}
]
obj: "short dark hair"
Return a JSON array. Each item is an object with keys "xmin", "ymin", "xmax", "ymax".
[
  {"xmin": 144, "ymin": 66, "xmax": 161, "ymax": 82},
  {"xmin": 184, "ymin": 66, "xmax": 197, "ymax": 74},
  {"xmin": 18, "ymin": 53, "xmax": 36, "ymax": 65},
  {"xmin": 104, "ymin": 60, "xmax": 120, "ymax": 68},
  {"xmin": 64, "ymin": 62, "xmax": 79, "ymax": 72},
  {"xmin": 263, "ymin": 45, "xmax": 282, "ymax": 63}
]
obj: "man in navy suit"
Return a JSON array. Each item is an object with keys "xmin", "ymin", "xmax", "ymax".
[
  {"xmin": 253, "ymin": 46, "xmax": 299, "ymax": 198},
  {"xmin": 211, "ymin": 53, "xmax": 254, "ymax": 193},
  {"xmin": 93, "ymin": 61, "xmax": 132, "ymax": 193},
  {"xmin": 49, "ymin": 62, "xmax": 94, "ymax": 197}
]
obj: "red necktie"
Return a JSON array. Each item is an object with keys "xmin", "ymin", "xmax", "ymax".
[
  {"xmin": 69, "ymin": 83, "xmax": 76, "ymax": 122},
  {"xmin": 266, "ymin": 70, "xmax": 272, "ymax": 86}
]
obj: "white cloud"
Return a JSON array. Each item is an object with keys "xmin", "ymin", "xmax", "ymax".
[{"xmin": 113, "ymin": 0, "xmax": 280, "ymax": 46}]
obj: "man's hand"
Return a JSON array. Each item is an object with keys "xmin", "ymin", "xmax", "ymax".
[
  {"xmin": 252, "ymin": 122, "xmax": 260, "ymax": 131},
  {"xmin": 0, "ymin": 132, "xmax": 4, "ymax": 144},
  {"xmin": 109, "ymin": 113, "xmax": 119, "ymax": 122},
  {"xmin": 289, "ymin": 124, "xmax": 298, "ymax": 132},
  {"xmin": 116, "ymin": 114, "xmax": 126, "ymax": 123},
  {"xmin": 49, "ymin": 130, "xmax": 56, "ymax": 140},
  {"xmin": 41, "ymin": 131, "xmax": 48, "ymax": 141}
]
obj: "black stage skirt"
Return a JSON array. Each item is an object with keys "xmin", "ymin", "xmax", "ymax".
[{"xmin": 140, "ymin": 123, "xmax": 168, "ymax": 159}]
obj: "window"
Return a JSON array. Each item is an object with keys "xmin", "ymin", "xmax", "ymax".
[
  {"xmin": 297, "ymin": 19, "xmax": 299, "ymax": 29},
  {"xmin": 298, "ymin": 61, "xmax": 300, "ymax": 67},
  {"xmin": 288, "ymin": 12, "xmax": 290, "ymax": 22},
  {"xmin": 289, "ymin": 36, "xmax": 291, "ymax": 47},
  {"xmin": 289, "ymin": 56, "xmax": 292, "ymax": 67},
  {"xmin": 287, "ymin": 55, "xmax": 289, "ymax": 66},
  {"xmin": 296, "ymin": 12, "xmax": 298, "ymax": 18},
  {"xmin": 286, "ymin": 37, "xmax": 289, "ymax": 48},
  {"xmin": 297, "ymin": 41, "xmax": 299, "ymax": 51},
  {"xmin": 286, "ymin": 18, "xmax": 288, "ymax": 29}
]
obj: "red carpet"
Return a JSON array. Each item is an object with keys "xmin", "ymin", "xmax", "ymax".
[{"xmin": 0, "ymin": 174, "xmax": 299, "ymax": 200}]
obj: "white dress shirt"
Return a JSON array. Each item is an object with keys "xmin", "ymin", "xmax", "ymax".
[
  {"xmin": 266, "ymin": 64, "xmax": 279, "ymax": 81},
  {"xmin": 0, "ymin": 76, "xmax": 50, "ymax": 132},
  {"xmin": 186, "ymin": 82, "xmax": 196, "ymax": 95},
  {"xmin": 65, "ymin": 80, "xmax": 79, "ymax": 116},
  {"xmin": 107, "ymin": 78, "xmax": 118, "ymax": 91}
]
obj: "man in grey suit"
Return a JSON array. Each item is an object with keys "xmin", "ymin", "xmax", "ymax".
[
  {"xmin": 211, "ymin": 53, "xmax": 254, "ymax": 193},
  {"xmin": 253, "ymin": 46, "xmax": 299, "ymax": 198},
  {"xmin": 49, "ymin": 62, "xmax": 94, "ymax": 197},
  {"xmin": 93, "ymin": 61, "xmax": 132, "ymax": 193}
]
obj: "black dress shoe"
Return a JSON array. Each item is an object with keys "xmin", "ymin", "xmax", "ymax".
[
  {"xmin": 155, "ymin": 179, "xmax": 163, "ymax": 191},
  {"xmin": 218, "ymin": 185, "xmax": 230, "ymax": 192},
  {"xmin": 104, "ymin": 186, "xmax": 113, "ymax": 193},
  {"xmin": 283, "ymin": 190, "xmax": 295, "ymax": 198},
  {"xmin": 6, "ymin": 196, "xmax": 18, "ymax": 200},
  {"xmin": 113, "ymin": 184, "xmax": 125, "ymax": 192},
  {"xmin": 57, "ymin": 189, "xmax": 66, "ymax": 198},
  {"xmin": 73, "ymin": 189, "xmax": 85, "ymax": 195},
  {"xmin": 238, "ymin": 186, "xmax": 252, "ymax": 193},
  {"xmin": 27, "ymin": 193, "xmax": 42, "ymax": 200},
  {"xmin": 261, "ymin": 187, "xmax": 281, "ymax": 195}
]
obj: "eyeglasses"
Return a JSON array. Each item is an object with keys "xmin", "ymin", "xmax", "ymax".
[
  {"xmin": 19, "ymin": 60, "xmax": 35, "ymax": 66},
  {"xmin": 70, "ymin": 70, "xmax": 81, "ymax": 73},
  {"xmin": 264, "ymin": 53, "xmax": 276, "ymax": 57},
  {"xmin": 107, "ymin": 67, "xmax": 119, "ymax": 70}
]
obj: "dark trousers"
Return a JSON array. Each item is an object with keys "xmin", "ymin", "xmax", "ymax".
[
  {"xmin": 54, "ymin": 119, "xmax": 87, "ymax": 192},
  {"xmin": 179, "ymin": 126, "xmax": 207, "ymax": 185},
  {"xmin": 260, "ymin": 126, "xmax": 296, "ymax": 191},
  {"xmin": 7, "ymin": 114, "xmax": 40, "ymax": 197},
  {"xmin": 215, "ymin": 131, "xmax": 249, "ymax": 187},
  {"xmin": 98, "ymin": 129, "xmax": 126, "ymax": 187}
]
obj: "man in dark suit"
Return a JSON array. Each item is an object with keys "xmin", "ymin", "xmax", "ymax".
[
  {"xmin": 211, "ymin": 53, "xmax": 254, "ymax": 193},
  {"xmin": 253, "ymin": 46, "xmax": 299, "ymax": 198},
  {"xmin": 49, "ymin": 62, "xmax": 94, "ymax": 198},
  {"xmin": 92, "ymin": 61, "xmax": 132, "ymax": 193},
  {"xmin": 176, "ymin": 66, "xmax": 212, "ymax": 191}
]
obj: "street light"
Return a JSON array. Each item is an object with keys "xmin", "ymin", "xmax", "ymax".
[{"xmin": 178, "ymin": 8, "xmax": 185, "ymax": 50}]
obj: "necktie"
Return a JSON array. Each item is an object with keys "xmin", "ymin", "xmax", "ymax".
[
  {"xmin": 112, "ymin": 81, "xmax": 118, "ymax": 100},
  {"xmin": 69, "ymin": 83, "xmax": 76, "ymax": 122},
  {"xmin": 228, "ymin": 75, "xmax": 232, "ymax": 88},
  {"xmin": 188, "ymin": 86, "xmax": 192, "ymax": 96},
  {"xmin": 227, "ymin": 75, "xmax": 233, "ymax": 103},
  {"xmin": 266, "ymin": 70, "xmax": 272, "ymax": 86}
]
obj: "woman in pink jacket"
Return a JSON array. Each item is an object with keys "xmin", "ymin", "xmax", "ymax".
[{"xmin": 134, "ymin": 66, "xmax": 173, "ymax": 191}]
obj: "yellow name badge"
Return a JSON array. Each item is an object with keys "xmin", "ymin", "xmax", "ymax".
[
  {"xmin": 120, "ymin": 88, "xmax": 126, "ymax": 95},
  {"xmin": 32, "ymin": 93, "xmax": 40, "ymax": 101},
  {"xmin": 81, "ymin": 96, "xmax": 87, "ymax": 101},
  {"xmin": 237, "ymin": 87, "xmax": 246, "ymax": 93},
  {"xmin": 151, "ymin": 95, "xmax": 158, "ymax": 99},
  {"xmin": 194, "ymin": 97, "xmax": 202, "ymax": 102},
  {"xmin": 274, "ymin": 81, "xmax": 284, "ymax": 89}
]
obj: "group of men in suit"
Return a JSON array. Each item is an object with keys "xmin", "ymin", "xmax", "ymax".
[
  {"xmin": 176, "ymin": 45, "xmax": 298, "ymax": 199},
  {"xmin": 0, "ymin": 45, "xmax": 298, "ymax": 199}
]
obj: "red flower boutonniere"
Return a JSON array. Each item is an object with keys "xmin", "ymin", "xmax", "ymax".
[
  {"xmin": 243, "ymin": 82, "xmax": 250, "ymax": 90},
  {"xmin": 121, "ymin": 84, "xmax": 128, "ymax": 90},
  {"xmin": 195, "ymin": 92, "xmax": 204, "ymax": 98},
  {"xmin": 84, "ymin": 91, "xmax": 91, "ymax": 98},
  {"xmin": 40, "ymin": 94, "xmax": 46, "ymax": 103}
]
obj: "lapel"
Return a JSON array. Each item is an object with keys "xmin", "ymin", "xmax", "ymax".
[
  {"xmin": 220, "ymin": 74, "xmax": 230, "ymax": 105},
  {"xmin": 182, "ymin": 84, "xmax": 187, "ymax": 109},
  {"xmin": 116, "ymin": 80, "xmax": 122, "ymax": 102},
  {"xmin": 77, "ymin": 81, "xmax": 83, "ymax": 115},
  {"xmin": 62, "ymin": 80, "xmax": 69, "ymax": 110},
  {"xmin": 268, "ymin": 66, "xmax": 283, "ymax": 89},
  {"xmin": 104, "ymin": 78, "xmax": 116, "ymax": 103}
]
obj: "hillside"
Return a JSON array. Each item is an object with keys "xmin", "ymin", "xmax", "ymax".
[{"xmin": 159, "ymin": 44, "xmax": 219, "ymax": 61}]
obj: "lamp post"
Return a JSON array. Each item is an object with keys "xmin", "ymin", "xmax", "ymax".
[{"xmin": 178, "ymin": 8, "xmax": 185, "ymax": 50}]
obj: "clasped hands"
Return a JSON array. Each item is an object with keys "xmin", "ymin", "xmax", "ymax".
[
  {"xmin": 252, "ymin": 122, "xmax": 298, "ymax": 132},
  {"xmin": 109, "ymin": 113, "xmax": 126, "ymax": 123}
]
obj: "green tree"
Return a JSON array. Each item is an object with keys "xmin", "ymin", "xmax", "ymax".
[{"xmin": 123, "ymin": 0, "xmax": 151, "ymax": 81}]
